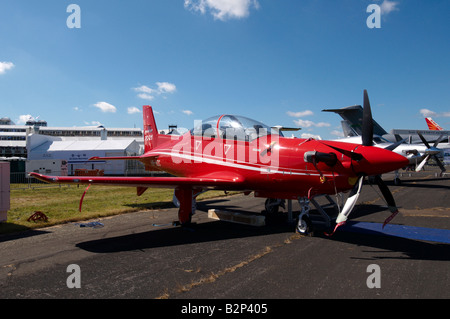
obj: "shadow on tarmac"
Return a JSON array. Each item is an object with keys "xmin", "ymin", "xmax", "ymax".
[
  {"xmin": 76, "ymin": 220, "xmax": 289, "ymax": 253},
  {"xmin": 325, "ymin": 230, "xmax": 450, "ymax": 262},
  {"xmin": 76, "ymin": 212, "xmax": 450, "ymax": 263}
]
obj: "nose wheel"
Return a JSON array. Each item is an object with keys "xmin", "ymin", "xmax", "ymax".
[
  {"xmin": 296, "ymin": 198, "xmax": 312, "ymax": 235},
  {"xmin": 295, "ymin": 196, "xmax": 335, "ymax": 235},
  {"xmin": 296, "ymin": 214, "xmax": 312, "ymax": 234}
]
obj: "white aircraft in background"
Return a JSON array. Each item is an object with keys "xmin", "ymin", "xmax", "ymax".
[{"xmin": 323, "ymin": 105, "xmax": 450, "ymax": 145}]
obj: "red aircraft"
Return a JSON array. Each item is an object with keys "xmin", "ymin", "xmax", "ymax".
[{"xmin": 30, "ymin": 90, "xmax": 409, "ymax": 235}]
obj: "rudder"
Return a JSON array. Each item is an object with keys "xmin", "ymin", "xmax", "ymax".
[
  {"xmin": 425, "ymin": 117, "xmax": 443, "ymax": 131},
  {"xmin": 143, "ymin": 105, "xmax": 159, "ymax": 152}
]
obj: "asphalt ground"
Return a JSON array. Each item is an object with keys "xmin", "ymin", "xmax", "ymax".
[{"xmin": 0, "ymin": 168, "xmax": 449, "ymax": 307}]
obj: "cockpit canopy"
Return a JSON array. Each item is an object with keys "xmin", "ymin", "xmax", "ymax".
[{"xmin": 190, "ymin": 114, "xmax": 282, "ymax": 142}]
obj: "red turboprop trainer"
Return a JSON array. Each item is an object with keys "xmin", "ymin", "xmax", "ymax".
[{"xmin": 30, "ymin": 90, "xmax": 409, "ymax": 235}]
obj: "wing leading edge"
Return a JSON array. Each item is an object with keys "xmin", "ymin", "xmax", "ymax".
[{"xmin": 29, "ymin": 172, "xmax": 244, "ymax": 190}]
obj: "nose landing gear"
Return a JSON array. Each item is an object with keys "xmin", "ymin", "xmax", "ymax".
[
  {"xmin": 295, "ymin": 196, "xmax": 336, "ymax": 236},
  {"xmin": 296, "ymin": 198, "xmax": 312, "ymax": 235}
]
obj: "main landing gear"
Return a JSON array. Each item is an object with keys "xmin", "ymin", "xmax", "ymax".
[{"xmin": 172, "ymin": 187, "xmax": 201, "ymax": 229}]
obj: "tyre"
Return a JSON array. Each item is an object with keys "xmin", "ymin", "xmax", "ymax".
[{"xmin": 296, "ymin": 215, "xmax": 312, "ymax": 235}]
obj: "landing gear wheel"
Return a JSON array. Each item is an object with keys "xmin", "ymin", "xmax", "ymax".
[{"xmin": 296, "ymin": 215, "xmax": 312, "ymax": 235}]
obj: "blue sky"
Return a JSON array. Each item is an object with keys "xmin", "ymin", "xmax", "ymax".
[{"xmin": 1, "ymin": 0, "xmax": 449, "ymax": 139}]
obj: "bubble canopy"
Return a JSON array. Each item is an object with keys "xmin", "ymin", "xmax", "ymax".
[{"xmin": 190, "ymin": 114, "xmax": 282, "ymax": 141}]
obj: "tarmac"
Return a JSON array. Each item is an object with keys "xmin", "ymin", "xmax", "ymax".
[{"xmin": 0, "ymin": 168, "xmax": 449, "ymax": 304}]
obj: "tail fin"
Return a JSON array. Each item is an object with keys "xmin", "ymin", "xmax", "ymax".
[
  {"xmin": 322, "ymin": 105, "xmax": 388, "ymax": 136},
  {"xmin": 143, "ymin": 105, "xmax": 159, "ymax": 152},
  {"xmin": 425, "ymin": 117, "xmax": 444, "ymax": 131}
]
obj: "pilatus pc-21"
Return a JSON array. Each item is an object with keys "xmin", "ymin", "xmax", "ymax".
[{"xmin": 31, "ymin": 91, "xmax": 409, "ymax": 235}]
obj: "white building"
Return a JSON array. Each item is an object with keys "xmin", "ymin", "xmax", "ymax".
[
  {"xmin": 26, "ymin": 134, "xmax": 141, "ymax": 175},
  {"xmin": 1, "ymin": 117, "xmax": 145, "ymax": 175},
  {"xmin": 0, "ymin": 125, "xmax": 29, "ymax": 158},
  {"xmin": 0, "ymin": 121, "xmax": 144, "ymax": 158}
]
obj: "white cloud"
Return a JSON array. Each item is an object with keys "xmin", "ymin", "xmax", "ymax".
[
  {"xmin": 133, "ymin": 82, "xmax": 176, "ymax": 100},
  {"xmin": 380, "ymin": 0, "xmax": 399, "ymax": 15},
  {"xmin": 93, "ymin": 102, "xmax": 117, "ymax": 113},
  {"xmin": 184, "ymin": 0, "xmax": 259, "ymax": 21},
  {"xmin": 315, "ymin": 122, "xmax": 331, "ymax": 128},
  {"xmin": 16, "ymin": 115, "xmax": 34, "ymax": 125},
  {"xmin": 157, "ymin": 82, "xmax": 177, "ymax": 94},
  {"xmin": 137, "ymin": 93, "xmax": 155, "ymax": 101},
  {"xmin": 330, "ymin": 130, "xmax": 345, "ymax": 138},
  {"xmin": 127, "ymin": 106, "xmax": 141, "ymax": 114},
  {"xmin": 182, "ymin": 110, "xmax": 193, "ymax": 116},
  {"xmin": 420, "ymin": 108, "xmax": 450, "ymax": 118},
  {"xmin": 420, "ymin": 108, "xmax": 437, "ymax": 118},
  {"xmin": 0, "ymin": 61, "xmax": 14, "ymax": 74},
  {"xmin": 84, "ymin": 121, "xmax": 103, "ymax": 126},
  {"xmin": 133, "ymin": 85, "xmax": 155, "ymax": 94},
  {"xmin": 287, "ymin": 110, "xmax": 314, "ymax": 118},
  {"xmin": 293, "ymin": 119, "xmax": 331, "ymax": 128}
]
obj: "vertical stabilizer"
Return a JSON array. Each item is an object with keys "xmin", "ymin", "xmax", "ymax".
[
  {"xmin": 322, "ymin": 105, "xmax": 388, "ymax": 136},
  {"xmin": 425, "ymin": 118, "xmax": 444, "ymax": 131},
  {"xmin": 143, "ymin": 105, "xmax": 159, "ymax": 152}
]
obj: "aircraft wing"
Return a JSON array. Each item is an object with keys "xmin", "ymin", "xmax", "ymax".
[
  {"xmin": 89, "ymin": 151, "xmax": 160, "ymax": 162},
  {"xmin": 29, "ymin": 172, "xmax": 244, "ymax": 190}
]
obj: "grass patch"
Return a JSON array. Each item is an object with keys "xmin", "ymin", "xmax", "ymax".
[{"xmin": 1, "ymin": 185, "xmax": 237, "ymax": 235}]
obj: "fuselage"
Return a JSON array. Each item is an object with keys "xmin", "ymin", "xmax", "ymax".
[{"xmin": 141, "ymin": 130, "xmax": 408, "ymax": 200}]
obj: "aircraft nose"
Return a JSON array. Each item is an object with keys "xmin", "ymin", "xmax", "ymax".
[{"xmin": 352, "ymin": 146, "xmax": 409, "ymax": 176}]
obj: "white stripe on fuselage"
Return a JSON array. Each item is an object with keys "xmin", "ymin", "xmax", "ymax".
[{"xmin": 152, "ymin": 150, "xmax": 336, "ymax": 177}]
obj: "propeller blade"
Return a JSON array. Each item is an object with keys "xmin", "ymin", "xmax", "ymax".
[
  {"xmin": 433, "ymin": 155, "xmax": 447, "ymax": 175},
  {"xmin": 433, "ymin": 134, "xmax": 445, "ymax": 148},
  {"xmin": 326, "ymin": 176, "xmax": 364, "ymax": 236},
  {"xmin": 372, "ymin": 175, "xmax": 400, "ymax": 228},
  {"xmin": 415, "ymin": 154, "xmax": 430, "ymax": 172},
  {"xmin": 373, "ymin": 175, "xmax": 397, "ymax": 211},
  {"xmin": 384, "ymin": 138, "xmax": 407, "ymax": 151},
  {"xmin": 362, "ymin": 90, "xmax": 374, "ymax": 147},
  {"xmin": 320, "ymin": 142, "xmax": 364, "ymax": 161},
  {"xmin": 417, "ymin": 133, "xmax": 431, "ymax": 149}
]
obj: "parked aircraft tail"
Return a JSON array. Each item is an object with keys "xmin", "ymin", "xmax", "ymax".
[
  {"xmin": 322, "ymin": 105, "xmax": 388, "ymax": 137},
  {"xmin": 143, "ymin": 105, "xmax": 172, "ymax": 152},
  {"xmin": 425, "ymin": 117, "xmax": 444, "ymax": 131}
]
